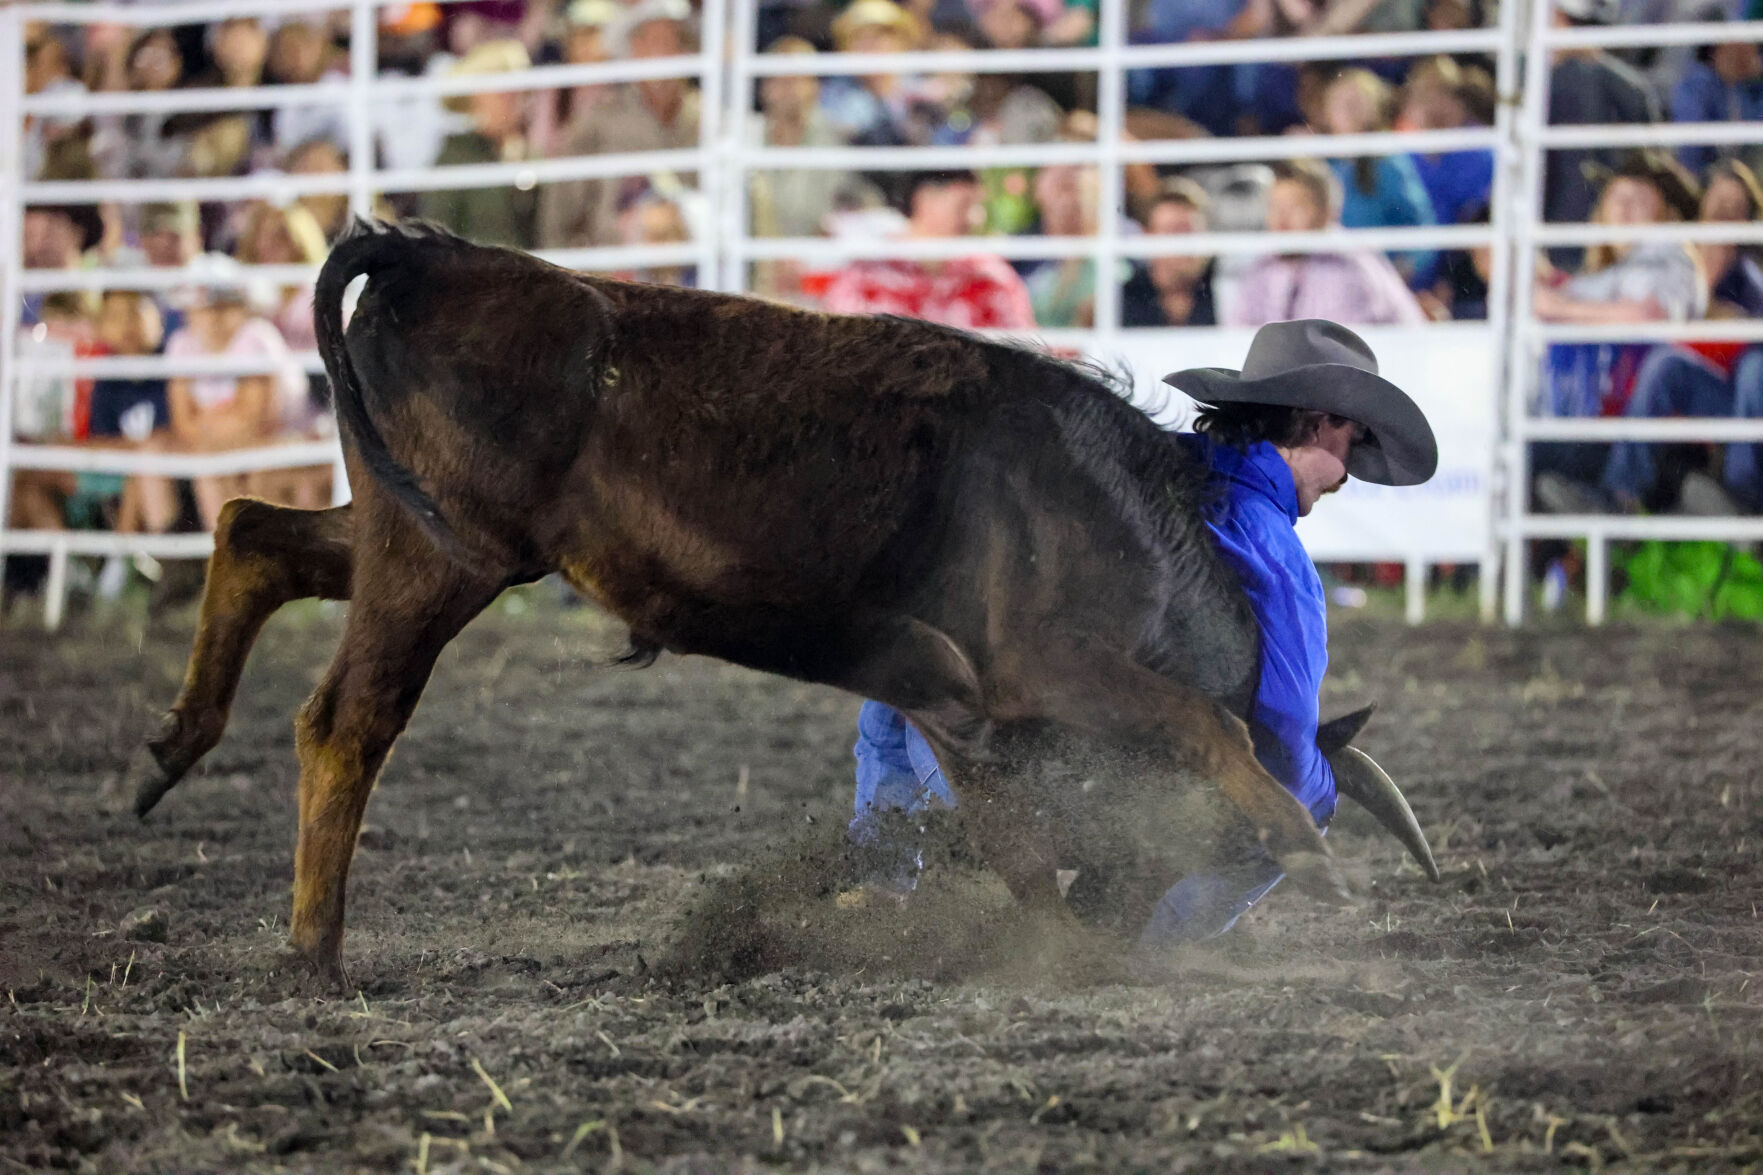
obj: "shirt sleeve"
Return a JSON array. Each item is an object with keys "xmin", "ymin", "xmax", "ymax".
[{"xmin": 1228, "ymin": 499, "xmax": 1338, "ymax": 824}]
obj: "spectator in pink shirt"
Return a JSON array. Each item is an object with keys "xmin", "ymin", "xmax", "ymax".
[
  {"xmin": 1226, "ymin": 159, "xmax": 1427, "ymax": 328},
  {"xmin": 145, "ymin": 256, "xmax": 312, "ymax": 530}
]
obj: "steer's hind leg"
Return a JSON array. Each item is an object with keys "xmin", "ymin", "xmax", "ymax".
[
  {"xmin": 288, "ymin": 546, "xmax": 499, "ymax": 990},
  {"xmin": 133, "ymin": 500, "xmax": 354, "ymax": 817},
  {"xmin": 995, "ymin": 639, "xmax": 1348, "ymax": 905}
]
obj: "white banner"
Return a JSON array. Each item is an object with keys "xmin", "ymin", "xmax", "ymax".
[{"xmin": 1100, "ymin": 325, "xmax": 1497, "ymax": 564}]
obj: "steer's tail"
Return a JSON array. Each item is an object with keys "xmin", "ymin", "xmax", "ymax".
[{"xmin": 315, "ymin": 218, "xmax": 462, "ymax": 559}]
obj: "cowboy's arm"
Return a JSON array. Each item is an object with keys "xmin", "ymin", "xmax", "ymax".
[{"xmin": 1236, "ymin": 500, "xmax": 1339, "ymax": 824}]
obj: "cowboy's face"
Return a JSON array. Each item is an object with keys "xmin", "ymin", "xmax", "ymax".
[{"xmin": 1283, "ymin": 414, "xmax": 1364, "ymax": 517}]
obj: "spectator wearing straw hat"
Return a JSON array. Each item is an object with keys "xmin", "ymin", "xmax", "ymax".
[
  {"xmin": 420, "ymin": 39, "xmax": 539, "ymax": 249},
  {"xmin": 539, "ymin": 0, "xmax": 701, "ymax": 249},
  {"xmin": 748, "ymin": 37, "xmax": 882, "ymax": 301},
  {"xmin": 819, "ymin": 0, "xmax": 925, "ymax": 146},
  {"xmin": 530, "ymin": 0, "xmax": 619, "ymax": 158}
]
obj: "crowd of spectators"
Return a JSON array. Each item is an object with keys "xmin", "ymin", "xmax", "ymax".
[{"xmin": 11, "ymin": 0, "xmax": 1763, "ymax": 606}]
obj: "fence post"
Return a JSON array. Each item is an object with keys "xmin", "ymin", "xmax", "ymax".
[
  {"xmin": 43, "ymin": 535, "xmax": 69, "ymax": 631},
  {"xmin": 1090, "ymin": 0, "xmax": 1125, "ymax": 357},
  {"xmin": 1501, "ymin": 0, "xmax": 1557, "ymax": 626},
  {"xmin": 348, "ymin": 0, "xmax": 377, "ymax": 221},
  {"xmin": 0, "ymin": 9, "xmax": 25, "ymax": 576},
  {"xmin": 1586, "ymin": 529, "xmax": 1608, "ymax": 625},
  {"xmin": 1405, "ymin": 557, "xmax": 1427, "ymax": 625},
  {"xmin": 723, "ymin": 0, "xmax": 757, "ymax": 297},
  {"xmin": 1481, "ymin": 0, "xmax": 1525, "ymax": 624},
  {"xmin": 697, "ymin": 0, "xmax": 729, "ymax": 291}
]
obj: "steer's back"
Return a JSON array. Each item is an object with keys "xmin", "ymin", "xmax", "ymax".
[{"xmin": 340, "ymin": 228, "xmax": 1251, "ymax": 703}]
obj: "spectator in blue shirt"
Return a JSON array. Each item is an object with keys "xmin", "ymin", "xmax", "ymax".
[
  {"xmin": 1397, "ymin": 56, "xmax": 1497, "ymax": 229},
  {"xmin": 1671, "ymin": 37, "xmax": 1763, "ymax": 176},
  {"xmin": 1320, "ymin": 69, "xmax": 1440, "ymax": 288},
  {"xmin": 851, "ymin": 320, "xmax": 1439, "ymax": 946}
]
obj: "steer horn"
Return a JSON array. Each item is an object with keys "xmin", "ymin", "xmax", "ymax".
[{"xmin": 1328, "ymin": 745, "xmax": 1441, "ymax": 882}]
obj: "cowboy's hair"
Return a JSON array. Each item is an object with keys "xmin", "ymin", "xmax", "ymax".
[
  {"xmin": 1192, "ymin": 402, "xmax": 1323, "ymax": 452},
  {"xmin": 1270, "ymin": 158, "xmax": 1342, "ymax": 221}
]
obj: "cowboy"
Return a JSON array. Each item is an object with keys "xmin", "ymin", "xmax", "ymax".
[{"xmin": 850, "ymin": 319, "xmax": 1439, "ymax": 945}]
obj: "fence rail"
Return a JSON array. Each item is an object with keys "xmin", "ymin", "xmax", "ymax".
[{"xmin": 5, "ymin": 0, "xmax": 1763, "ymax": 631}]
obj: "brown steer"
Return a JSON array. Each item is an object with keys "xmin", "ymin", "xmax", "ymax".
[{"xmin": 132, "ymin": 220, "xmax": 1376, "ymax": 988}]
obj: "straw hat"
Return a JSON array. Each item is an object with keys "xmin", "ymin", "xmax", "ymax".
[
  {"xmin": 566, "ymin": 0, "xmax": 618, "ymax": 28},
  {"xmin": 831, "ymin": 0, "xmax": 925, "ymax": 51},
  {"xmin": 443, "ymin": 39, "xmax": 530, "ymax": 114},
  {"xmin": 607, "ymin": 0, "xmax": 692, "ymax": 56}
]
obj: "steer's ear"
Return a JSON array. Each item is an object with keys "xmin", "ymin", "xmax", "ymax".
[{"xmin": 1316, "ymin": 704, "xmax": 1376, "ymax": 755}]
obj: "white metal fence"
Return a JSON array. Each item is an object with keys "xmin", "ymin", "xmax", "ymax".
[{"xmin": 4, "ymin": 0, "xmax": 1762, "ymax": 629}]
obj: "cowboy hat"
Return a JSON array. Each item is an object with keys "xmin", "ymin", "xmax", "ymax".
[
  {"xmin": 443, "ymin": 39, "xmax": 530, "ymax": 114},
  {"xmin": 1581, "ymin": 149, "xmax": 1702, "ymax": 223},
  {"xmin": 1162, "ymin": 318, "xmax": 1439, "ymax": 487},
  {"xmin": 831, "ymin": 0, "xmax": 925, "ymax": 51}
]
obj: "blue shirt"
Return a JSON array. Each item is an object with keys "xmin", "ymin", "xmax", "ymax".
[
  {"xmin": 852, "ymin": 434, "xmax": 1336, "ymax": 832},
  {"xmin": 1179, "ymin": 435, "xmax": 1336, "ymax": 824},
  {"xmin": 1329, "ymin": 155, "xmax": 1439, "ymax": 289},
  {"xmin": 1671, "ymin": 63, "xmax": 1763, "ymax": 174},
  {"xmin": 1411, "ymin": 147, "xmax": 1495, "ymax": 230}
]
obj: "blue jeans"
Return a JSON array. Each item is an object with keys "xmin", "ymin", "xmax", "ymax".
[
  {"xmin": 1601, "ymin": 346, "xmax": 1763, "ymax": 510},
  {"xmin": 851, "ymin": 701, "xmax": 1308, "ymax": 944}
]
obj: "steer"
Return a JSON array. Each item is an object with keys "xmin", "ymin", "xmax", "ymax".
[{"xmin": 130, "ymin": 220, "xmax": 1436, "ymax": 988}]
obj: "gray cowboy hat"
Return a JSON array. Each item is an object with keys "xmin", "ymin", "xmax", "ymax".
[{"xmin": 1161, "ymin": 318, "xmax": 1438, "ymax": 487}]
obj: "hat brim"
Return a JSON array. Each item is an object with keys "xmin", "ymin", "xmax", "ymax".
[{"xmin": 1163, "ymin": 362, "xmax": 1438, "ymax": 487}]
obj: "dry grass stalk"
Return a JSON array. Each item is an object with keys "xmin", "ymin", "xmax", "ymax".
[
  {"xmin": 471, "ymin": 1058, "xmax": 514, "ymax": 1112},
  {"xmin": 561, "ymin": 1120, "xmax": 604, "ymax": 1159}
]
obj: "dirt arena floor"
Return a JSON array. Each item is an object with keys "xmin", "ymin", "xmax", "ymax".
[{"xmin": 3, "ymin": 593, "xmax": 1761, "ymax": 1173}]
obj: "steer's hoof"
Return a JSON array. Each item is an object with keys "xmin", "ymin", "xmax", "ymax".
[
  {"xmin": 1283, "ymin": 850, "xmax": 1354, "ymax": 907},
  {"xmin": 286, "ymin": 941, "xmax": 353, "ymax": 995},
  {"xmin": 127, "ymin": 738, "xmax": 184, "ymax": 819}
]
